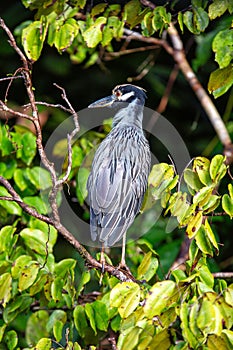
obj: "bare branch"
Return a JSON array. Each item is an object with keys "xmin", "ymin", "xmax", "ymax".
[
  {"xmin": 167, "ymin": 24, "xmax": 232, "ymax": 153},
  {"xmin": 0, "ymin": 177, "xmax": 53, "ymax": 225},
  {"xmin": 0, "ymin": 100, "xmax": 34, "ymax": 121},
  {"xmin": 212, "ymin": 272, "xmax": 233, "ymax": 279},
  {"xmin": 0, "ymin": 75, "xmax": 23, "ymax": 82},
  {"xmin": 23, "ymin": 101, "xmax": 73, "ymax": 114}
]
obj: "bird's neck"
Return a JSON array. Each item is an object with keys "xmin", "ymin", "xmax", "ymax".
[{"xmin": 112, "ymin": 99, "xmax": 144, "ymax": 129}]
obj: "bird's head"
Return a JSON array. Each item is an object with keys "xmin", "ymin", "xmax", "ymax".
[{"xmin": 88, "ymin": 84, "xmax": 147, "ymax": 109}]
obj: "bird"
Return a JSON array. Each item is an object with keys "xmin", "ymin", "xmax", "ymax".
[{"xmin": 87, "ymin": 84, "xmax": 151, "ymax": 271}]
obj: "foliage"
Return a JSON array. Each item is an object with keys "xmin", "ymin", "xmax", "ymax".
[
  {"xmin": 0, "ymin": 1, "xmax": 233, "ymax": 349},
  {"xmin": 16, "ymin": 0, "xmax": 233, "ymax": 98}
]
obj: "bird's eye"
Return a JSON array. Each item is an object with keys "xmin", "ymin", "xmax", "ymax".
[{"xmin": 114, "ymin": 90, "xmax": 122, "ymax": 98}]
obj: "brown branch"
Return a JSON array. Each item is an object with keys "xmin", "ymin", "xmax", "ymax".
[
  {"xmin": 104, "ymin": 45, "xmax": 159, "ymax": 61},
  {"xmin": 212, "ymin": 272, "xmax": 233, "ymax": 279},
  {"xmin": 0, "ymin": 100, "xmax": 34, "ymax": 121},
  {"xmin": 23, "ymin": 101, "xmax": 73, "ymax": 114},
  {"xmin": 156, "ymin": 64, "xmax": 179, "ymax": 114},
  {"xmin": 0, "ymin": 177, "xmax": 53, "ymax": 225},
  {"xmin": 167, "ymin": 24, "xmax": 233, "ymax": 160}
]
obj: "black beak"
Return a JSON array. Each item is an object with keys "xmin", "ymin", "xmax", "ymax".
[{"xmin": 88, "ymin": 95, "xmax": 116, "ymax": 108}]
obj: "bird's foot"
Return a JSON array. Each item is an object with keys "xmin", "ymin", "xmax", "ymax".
[{"xmin": 116, "ymin": 261, "xmax": 132, "ymax": 275}]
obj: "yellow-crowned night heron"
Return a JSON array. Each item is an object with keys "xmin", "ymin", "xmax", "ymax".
[{"xmin": 87, "ymin": 84, "xmax": 151, "ymax": 270}]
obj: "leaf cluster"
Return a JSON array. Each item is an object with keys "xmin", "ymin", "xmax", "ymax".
[{"xmin": 16, "ymin": 0, "xmax": 233, "ymax": 98}]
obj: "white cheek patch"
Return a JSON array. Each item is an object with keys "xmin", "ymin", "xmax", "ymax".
[{"xmin": 118, "ymin": 91, "xmax": 135, "ymax": 101}]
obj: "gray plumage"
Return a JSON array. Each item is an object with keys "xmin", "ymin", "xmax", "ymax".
[{"xmin": 87, "ymin": 84, "xmax": 151, "ymax": 249}]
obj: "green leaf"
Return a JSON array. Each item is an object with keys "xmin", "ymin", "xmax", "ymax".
[
  {"xmin": 222, "ymin": 194, "xmax": 233, "ymax": 218},
  {"xmin": 102, "ymin": 16, "xmax": 124, "ymax": 46},
  {"xmin": 193, "ymin": 6, "xmax": 209, "ymax": 32},
  {"xmin": 0, "ymin": 324, "xmax": 7, "ymax": 343},
  {"xmin": 26, "ymin": 167, "xmax": 52, "ymax": 190},
  {"xmin": 193, "ymin": 157, "xmax": 212, "ymax": 185},
  {"xmin": 208, "ymin": 65, "xmax": 233, "ymax": 98},
  {"xmin": 55, "ymin": 19, "xmax": 79, "ymax": 53},
  {"xmin": 13, "ymin": 169, "xmax": 29, "ymax": 191},
  {"xmin": 3, "ymin": 295, "xmax": 33, "ymax": 323},
  {"xmin": 0, "ymin": 225, "xmax": 17, "ymax": 255},
  {"xmin": 152, "ymin": 6, "xmax": 171, "ymax": 33},
  {"xmin": 117, "ymin": 326, "xmax": 141, "ymax": 350},
  {"xmin": 33, "ymin": 338, "xmax": 52, "ymax": 350},
  {"xmin": 0, "ymin": 273, "xmax": 12, "ymax": 307},
  {"xmin": 149, "ymin": 329, "xmax": 171, "ymax": 350},
  {"xmin": 197, "ymin": 299, "xmax": 222, "ymax": 335},
  {"xmin": 180, "ymin": 302, "xmax": 199, "ymax": 348},
  {"xmin": 83, "ymin": 17, "xmax": 107, "ymax": 48},
  {"xmin": 76, "ymin": 167, "xmax": 89, "ymax": 205},
  {"xmin": 22, "ymin": 20, "xmax": 48, "ymax": 61},
  {"xmin": 141, "ymin": 11, "xmax": 154, "ymax": 37},
  {"xmin": 193, "ymin": 186, "xmax": 214, "ymax": 207},
  {"xmin": 207, "ymin": 333, "xmax": 230, "ymax": 349},
  {"xmin": 21, "ymin": 132, "xmax": 37, "ymax": 165},
  {"xmin": 110, "ymin": 282, "xmax": 140, "ymax": 318},
  {"xmin": 11, "ymin": 255, "xmax": 32, "ymax": 278},
  {"xmin": 137, "ymin": 251, "xmax": 158, "ymax": 282},
  {"xmin": 20, "ymin": 228, "xmax": 57, "ymax": 255},
  {"xmin": 26, "ymin": 310, "xmax": 49, "ymax": 346},
  {"xmin": 186, "ymin": 211, "xmax": 203, "ymax": 238},
  {"xmin": 143, "ymin": 280, "xmax": 176, "ymax": 318},
  {"xmin": 74, "ymin": 305, "xmax": 89, "ymax": 337},
  {"xmin": 123, "ymin": 0, "xmax": 141, "ymax": 28},
  {"xmin": 189, "ymin": 301, "xmax": 204, "ymax": 340},
  {"xmin": 213, "ymin": 30, "xmax": 233, "ymax": 69},
  {"xmin": 204, "ymin": 219, "xmax": 219, "ymax": 252},
  {"xmin": 18, "ymin": 261, "xmax": 40, "ymax": 291},
  {"xmin": 85, "ymin": 303, "xmax": 97, "ymax": 334},
  {"xmin": 178, "ymin": 12, "xmax": 184, "ymax": 32},
  {"xmin": 91, "ymin": 3, "xmax": 107, "ymax": 16},
  {"xmin": 184, "ymin": 168, "xmax": 203, "ymax": 191},
  {"xmin": 29, "ymin": 269, "xmax": 49, "ymax": 296},
  {"xmin": 0, "ymin": 186, "xmax": 22, "ymax": 216},
  {"xmin": 91, "ymin": 300, "xmax": 109, "ymax": 332},
  {"xmin": 0, "ymin": 159, "xmax": 17, "ymax": 180},
  {"xmin": 228, "ymin": 183, "xmax": 233, "ymax": 199},
  {"xmin": 54, "ymin": 258, "xmax": 76, "ymax": 278},
  {"xmin": 195, "ymin": 224, "xmax": 213, "ymax": 255},
  {"xmin": 3, "ymin": 330, "xmax": 18, "ymax": 350},
  {"xmin": 23, "ymin": 196, "xmax": 48, "ymax": 214},
  {"xmin": 208, "ymin": 0, "xmax": 233, "ymax": 20},
  {"xmin": 0, "ymin": 124, "xmax": 14, "ymax": 156},
  {"xmin": 47, "ymin": 310, "xmax": 67, "ymax": 342}
]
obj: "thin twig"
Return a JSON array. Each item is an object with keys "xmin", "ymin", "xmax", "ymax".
[
  {"xmin": 104, "ymin": 45, "xmax": 159, "ymax": 61},
  {"xmin": 23, "ymin": 101, "xmax": 73, "ymax": 114},
  {"xmin": 0, "ymin": 75, "xmax": 23, "ymax": 82},
  {"xmin": 0, "ymin": 100, "xmax": 34, "ymax": 120}
]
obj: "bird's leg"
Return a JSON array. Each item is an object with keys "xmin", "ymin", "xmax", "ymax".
[
  {"xmin": 100, "ymin": 244, "xmax": 105, "ymax": 274},
  {"xmin": 120, "ymin": 233, "xmax": 126, "ymax": 267},
  {"xmin": 99, "ymin": 244, "xmax": 105, "ymax": 285},
  {"xmin": 118, "ymin": 233, "xmax": 131, "ymax": 274}
]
